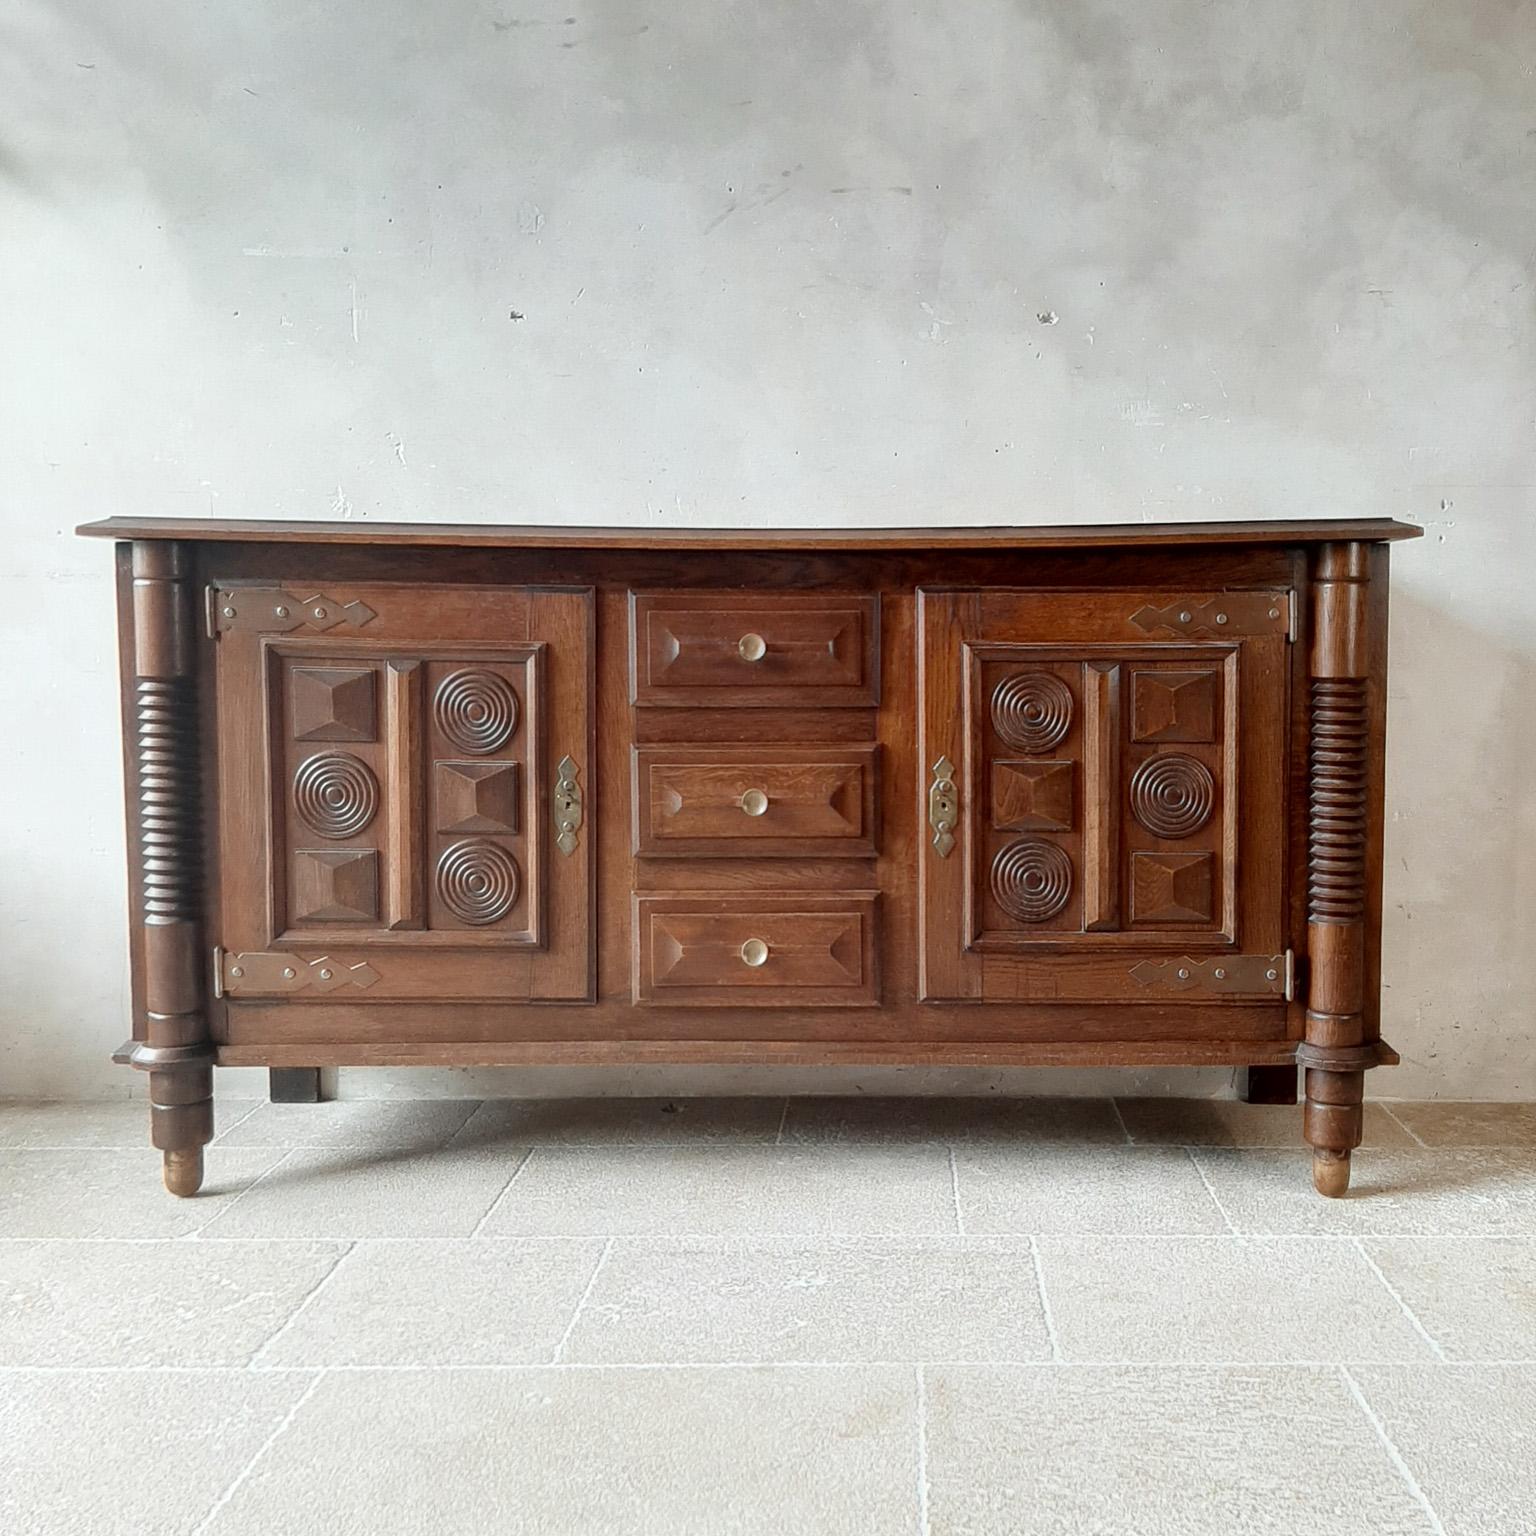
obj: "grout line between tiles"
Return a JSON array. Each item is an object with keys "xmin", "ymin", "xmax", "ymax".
[
  {"xmin": 442, "ymin": 1100, "xmax": 488, "ymax": 1149},
  {"xmin": 468, "ymin": 1147, "xmax": 536, "ymax": 1238},
  {"xmin": 1350, "ymin": 1238, "xmax": 1449, "ymax": 1361},
  {"xmin": 1107, "ymin": 1098, "xmax": 1133, "ymax": 1144},
  {"xmin": 1028, "ymin": 1236, "xmax": 1062, "ymax": 1362},
  {"xmin": 247, "ymin": 1242, "xmax": 358, "ymax": 1369},
  {"xmin": 5, "ymin": 1359, "xmax": 1535, "ymax": 1376},
  {"xmin": 188, "ymin": 1368, "xmax": 326, "ymax": 1535},
  {"xmin": 186, "ymin": 1149, "xmax": 297, "ymax": 1240},
  {"xmin": 1340, "ymin": 1366, "xmax": 1449, "ymax": 1536},
  {"xmin": 211, "ymin": 1101, "xmax": 266, "ymax": 1143},
  {"xmin": 946, "ymin": 1146, "xmax": 965, "ymax": 1235},
  {"xmin": 1379, "ymin": 1103, "xmax": 1430, "ymax": 1150},
  {"xmin": 1183, "ymin": 1146, "xmax": 1240, "ymax": 1236},
  {"xmin": 915, "ymin": 1364, "xmax": 932, "ymax": 1536},
  {"xmin": 774, "ymin": 1099, "xmax": 790, "ymax": 1145},
  {"xmin": 550, "ymin": 1237, "xmax": 614, "ymax": 1364}
]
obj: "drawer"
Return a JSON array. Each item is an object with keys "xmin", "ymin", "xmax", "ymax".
[
  {"xmin": 630, "ymin": 592, "xmax": 879, "ymax": 707},
  {"xmin": 633, "ymin": 745, "xmax": 878, "ymax": 858},
  {"xmin": 634, "ymin": 893, "xmax": 879, "ymax": 1006}
]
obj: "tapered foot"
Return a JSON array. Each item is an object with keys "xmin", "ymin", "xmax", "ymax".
[
  {"xmin": 1312, "ymin": 1149, "xmax": 1350, "ymax": 1198},
  {"xmin": 163, "ymin": 1148, "xmax": 204, "ymax": 1198}
]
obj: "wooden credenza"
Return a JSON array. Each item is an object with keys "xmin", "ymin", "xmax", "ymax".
[{"xmin": 80, "ymin": 516, "xmax": 1419, "ymax": 1198}]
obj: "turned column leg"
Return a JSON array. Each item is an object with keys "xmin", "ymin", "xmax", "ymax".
[
  {"xmin": 1301, "ymin": 542, "xmax": 1376, "ymax": 1197},
  {"xmin": 128, "ymin": 541, "xmax": 215, "ymax": 1195}
]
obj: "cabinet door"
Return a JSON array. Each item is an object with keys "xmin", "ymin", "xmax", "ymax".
[
  {"xmin": 213, "ymin": 583, "xmax": 592, "ymax": 1003},
  {"xmin": 918, "ymin": 588, "xmax": 1291, "ymax": 1005}
]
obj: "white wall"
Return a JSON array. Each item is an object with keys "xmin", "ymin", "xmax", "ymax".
[{"xmin": 3, "ymin": 0, "xmax": 1533, "ymax": 1101}]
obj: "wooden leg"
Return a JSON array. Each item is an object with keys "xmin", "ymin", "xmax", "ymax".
[
  {"xmin": 270, "ymin": 1068, "xmax": 323, "ymax": 1104},
  {"xmin": 1240, "ymin": 1065, "xmax": 1298, "ymax": 1105},
  {"xmin": 126, "ymin": 541, "xmax": 216, "ymax": 1196},
  {"xmin": 1304, "ymin": 1066, "xmax": 1363, "ymax": 1199}
]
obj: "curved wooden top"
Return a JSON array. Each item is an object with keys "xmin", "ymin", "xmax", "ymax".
[{"xmin": 77, "ymin": 515, "xmax": 1421, "ymax": 550}]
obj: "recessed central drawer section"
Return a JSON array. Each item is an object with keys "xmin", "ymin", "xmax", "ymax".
[
  {"xmin": 634, "ymin": 893, "xmax": 879, "ymax": 1007},
  {"xmin": 633, "ymin": 745, "xmax": 879, "ymax": 858},
  {"xmin": 630, "ymin": 592, "xmax": 879, "ymax": 707}
]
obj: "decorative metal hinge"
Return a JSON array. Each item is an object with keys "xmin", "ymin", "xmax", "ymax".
[
  {"xmin": 553, "ymin": 754, "xmax": 583, "ymax": 856},
  {"xmin": 1130, "ymin": 594, "xmax": 1291, "ymax": 640},
  {"xmin": 219, "ymin": 950, "xmax": 380, "ymax": 995},
  {"xmin": 207, "ymin": 588, "xmax": 378, "ymax": 638},
  {"xmin": 1129, "ymin": 954, "xmax": 1287, "ymax": 996},
  {"xmin": 928, "ymin": 755, "xmax": 958, "ymax": 858}
]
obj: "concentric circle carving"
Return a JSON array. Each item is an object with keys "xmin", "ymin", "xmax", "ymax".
[
  {"xmin": 293, "ymin": 753, "xmax": 378, "ymax": 839},
  {"xmin": 434, "ymin": 669, "xmax": 518, "ymax": 755},
  {"xmin": 437, "ymin": 839, "xmax": 520, "ymax": 925},
  {"xmin": 1130, "ymin": 753, "xmax": 1216, "ymax": 839},
  {"xmin": 991, "ymin": 838, "xmax": 1073, "ymax": 923},
  {"xmin": 991, "ymin": 672, "xmax": 1073, "ymax": 753}
]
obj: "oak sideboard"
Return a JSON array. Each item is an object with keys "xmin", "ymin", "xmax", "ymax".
[{"xmin": 80, "ymin": 516, "xmax": 1419, "ymax": 1198}]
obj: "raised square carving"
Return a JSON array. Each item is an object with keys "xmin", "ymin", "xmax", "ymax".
[
  {"xmin": 292, "ymin": 667, "xmax": 377, "ymax": 742},
  {"xmin": 435, "ymin": 760, "xmax": 520, "ymax": 834},
  {"xmin": 1131, "ymin": 851, "xmax": 1214, "ymax": 924},
  {"xmin": 991, "ymin": 760, "xmax": 1074, "ymax": 831},
  {"xmin": 293, "ymin": 848, "xmax": 379, "ymax": 923},
  {"xmin": 1131, "ymin": 670, "xmax": 1217, "ymax": 743}
]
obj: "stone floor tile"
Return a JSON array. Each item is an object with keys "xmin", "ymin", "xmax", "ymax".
[
  {"xmin": 779, "ymin": 1095, "xmax": 1127, "ymax": 1145},
  {"xmin": 201, "ymin": 1366, "xmax": 919, "ymax": 1535},
  {"xmin": 195, "ymin": 1143, "xmax": 526, "ymax": 1240},
  {"xmin": 1350, "ymin": 1365, "xmax": 1536, "ymax": 1536},
  {"xmin": 563, "ymin": 1236, "xmax": 1049, "ymax": 1365},
  {"xmin": 1036, "ymin": 1236, "xmax": 1438, "ymax": 1362},
  {"xmin": 1117, "ymin": 1097, "xmax": 1416, "ymax": 1149},
  {"xmin": 1385, "ymin": 1102, "xmax": 1536, "ymax": 1148},
  {"xmin": 0, "ymin": 1370, "xmax": 313, "ymax": 1536},
  {"xmin": 0, "ymin": 1099, "xmax": 262, "ymax": 1149},
  {"xmin": 255, "ymin": 1238, "xmax": 606, "ymax": 1367},
  {"xmin": 0, "ymin": 1149, "xmax": 286, "ymax": 1239},
  {"xmin": 480, "ymin": 1143, "xmax": 957, "ymax": 1237},
  {"xmin": 1193, "ymin": 1149, "xmax": 1536, "ymax": 1235},
  {"xmin": 925, "ymin": 1364, "xmax": 1436, "ymax": 1535},
  {"xmin": 452, "ymin": 1096, "xmax": 785, "ymax": 1147},
  {"xmin": 214, "ymin": 1098, "xmax": 478, "ymax": 1149},
  {"xmin": 0, "ymin": 1240, "xmax": 344, "ymax": 1367},
  {"xmin": 954, "ymin": 1144, "xmax": 1228, "ymax": 1234},
  {"xmin": 1363, "ymin": 1238, "xmax": 1536, "ymax": 1360}
]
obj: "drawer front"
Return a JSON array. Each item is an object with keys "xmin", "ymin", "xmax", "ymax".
[
  {"xmin": 631, "ymin": 592, "xmax": 879, "ymax": 707},
  {"xmin": 633, "ymin": 745, "xmax": 878, "ymax": 858},
  {"xmin": 634, "ymin": 893, "xmax": 879, "ymax": 1006}
]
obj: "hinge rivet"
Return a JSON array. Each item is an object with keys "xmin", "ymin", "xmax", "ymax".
[
  {"xmin": 1177, "ymin": 967, "xmax": 1191, "ymax": 980},
  {"xmin": 1269, "ymin": 608, "xmax": 1280, "ymax": 619},
  {"xmin": 1178, "ymin": 611, "xmax": 1192, "ymax": 623},
  {"xmin": 1266, "ymin": 968, "xmax": 1278, "ymax": 981},
  {"xmin": 274, "ymin": 605, "xmax": 288, "ymax": 618},
  {"xmin": 313, "ymin": 607, "xmax": 326, "ymax": 619},
  {"xmin": 1215, "ymin": 612, "xmax": 1228, "ymax": 624},
  {"xmin": 282, "ymin": 966, "xmax": 296, "ymax": 979},
  {"xmin": 229, "ymin": 966, "xmax": 243, "ymax": 978},
  {"xmin": 318, "ymin": 968, "xmax": 332, "ymax": 981},
  {"xmin": 1213, "ymin": 967, "xmax": 1226, "ymax": 979},
  {"xmin": 222, "ymin": 605, "xmax": 236, "ymax": 618}
]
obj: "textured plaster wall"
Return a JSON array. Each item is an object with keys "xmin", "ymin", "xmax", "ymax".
[{"xmin": 2, "ymin": 1, "xmax": 1533, "ymax": 1101}]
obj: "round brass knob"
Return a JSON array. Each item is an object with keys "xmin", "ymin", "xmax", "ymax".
[
  {"xmin": 740, "ymin": 938, "xmax": 769, "ymax": 968},
  {"xmin": 740, "ymin": 788, "xmax": 769, "ymax": 817},
  {"xmin": 738, "ymin": 632, "xmax": 767, "ymax": 662}
]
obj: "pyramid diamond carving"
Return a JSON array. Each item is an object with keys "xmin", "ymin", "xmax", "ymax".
[
  {"xmin": 991, "ymin": 760, "xmax": 1074, "ymax": 832},
  {"xmin": 1131, "ymin": 670, "xmax": 1217, "ymax": 744},
  {"xmin": 1131, "ymin": 851, "xmax": 1214, "ymax": 924},
  {"xmin": 293, "ymin": 848, "xmax": 379, "ymax": 923},
  {"xmin": 435, "ymin": 760, "xmax": 520, "ymax": 834},
  {"xmin": 292, "ymin": 667, "xmax": 377, "ymax": 742}
]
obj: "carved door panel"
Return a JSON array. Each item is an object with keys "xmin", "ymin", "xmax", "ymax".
[
  {"xmin": 918, "ymin": 588, "xmax": 1291, "ymax": 1005},
  {"xmin": 213, "ymin": 584, "xmax": 593, "ymax": 1003}
]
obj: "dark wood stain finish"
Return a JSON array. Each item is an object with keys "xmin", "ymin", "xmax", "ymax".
[{"xmin": 80, "ymin": 516, "xmax": 1420, "ymax": 1197}]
